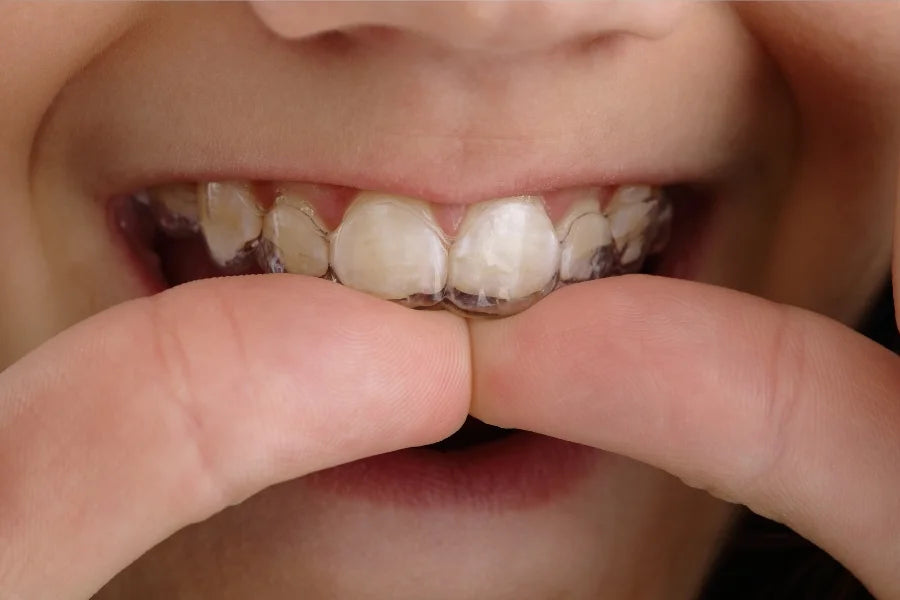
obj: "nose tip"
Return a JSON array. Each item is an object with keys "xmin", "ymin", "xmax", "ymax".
[{"xmin": 249, "ymin": 1, "xmax": 688, "ymax": 53}]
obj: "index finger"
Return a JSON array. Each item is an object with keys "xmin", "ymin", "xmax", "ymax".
[
  {"xmin": 469, "ymin": 275, "xmax": 900, "ymax": 599},
  {"xmin": 0, "ymin": 275, "xmax": 469, "ymax": 599}
]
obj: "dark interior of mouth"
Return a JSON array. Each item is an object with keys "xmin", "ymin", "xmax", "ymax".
[
  {"xmin": 427, "ymin": 416, "xmax": 519, "ymax": 452},
  {"xmin": 112, "ymin": 184, "xmax": 707, "ymax": 452}
]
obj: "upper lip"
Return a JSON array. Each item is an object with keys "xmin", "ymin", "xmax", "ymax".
[
  {"xmin": 54, "ymin": 16, "xmax": 785, "ymax": 206},
  {"xmin": 84, "ymin": 93, "xmax": 775, "ymax": 203},
  {"xmin": 94, "ymin": 129, "xmax": 744, "ymax": 206}
]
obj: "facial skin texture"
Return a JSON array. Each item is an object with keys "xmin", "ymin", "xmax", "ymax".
[{"xmin": 1, "ymin": 3, "xmax": 899, "ymax": 599}]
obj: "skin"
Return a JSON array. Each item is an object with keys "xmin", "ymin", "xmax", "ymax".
[{"xmin": 0, "ymin": 2, "xmax": 899, "ymax": 599}]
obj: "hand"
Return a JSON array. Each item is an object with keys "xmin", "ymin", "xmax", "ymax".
[
  {"xmin": 470, "ymin": 275, "xmax": 900, "ymax": 599},
  {"xmin": 0, "ymin": 276, "xmax": 470, "ymax": 599}
]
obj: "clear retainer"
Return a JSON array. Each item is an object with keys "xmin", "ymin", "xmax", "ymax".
[{"xmin": 135, "ymin": 184, "xmax": 672, "ymax": 318}]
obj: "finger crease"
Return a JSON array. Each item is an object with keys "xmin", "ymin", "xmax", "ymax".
[{"xmin": 145, "ymin": 297, "xmax": 229, "ymax": 515}]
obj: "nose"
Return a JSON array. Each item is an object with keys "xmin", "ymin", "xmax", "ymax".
[{"xmin": 248, "ymin": 1, "xmax": 688, "ymax": 53}]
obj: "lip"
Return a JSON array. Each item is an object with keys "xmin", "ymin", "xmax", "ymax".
[
  {"xmin": 97, "ymin": 158, "xmax": 730, "ymax": 209},
  {"xmin": 77, "ymin": 52, "xmax": 760, "ymax": 208},
  {"xmin": 78, "ymin": 75, "xmax": 750, "ymax": 211},
  {"xmin": 49, "ymin": 2, "xmax": 784, "ymax": 213},
  {"xmin": 304, "ymin": 432, "xmax": 601, "ymax": 510}
]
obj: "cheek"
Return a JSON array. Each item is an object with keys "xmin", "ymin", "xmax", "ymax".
[
  {"xmin": 756, "ymin": 116, "xmax": 895, "ymax": 323},
  {"xmin": 733, "ymin": 4, "xmax": 900, "ymax": 322},
  {"xmin": 0, "ymin": 4, "xmax": 144, "ymax": 162},
  {"xmin": 0, "ymin": 4, "xmax": 147, "ymax": 365}
]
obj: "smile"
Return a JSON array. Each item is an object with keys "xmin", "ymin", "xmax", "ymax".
[{"xmin": 111, "ymin": 180, "xmax": 710, "ymax": 318}]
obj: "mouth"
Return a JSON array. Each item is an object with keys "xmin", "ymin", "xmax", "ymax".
[
  {"xmin": 107, "ymin": 175, "xmax": 713, "ymax": 508},
  {"xmin": 112, "ymin": 179, "xmax": 709, "ymax": 315}
]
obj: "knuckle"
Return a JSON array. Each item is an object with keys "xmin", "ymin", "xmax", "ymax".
[
  {"xmin": 748, "ymin": 303, "xmax": 810, "ymax": 508},
  {"xmin": 141, "ymin": 290, "xmax": 251, "ymax": 512}
]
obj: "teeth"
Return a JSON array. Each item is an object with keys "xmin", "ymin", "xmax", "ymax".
[
  {"xmin": 199, "ymin": 182, "xmax": 264, "ymax": 267},
  {"xmin": 556, "ymin": 194, "xmax": 616, "ymax": 282},
  {"xmin": 148, "ymin": 183, "xmax": 200, "ymax": 236},
  {"xmin": 448, "ymin": 196, "xmax": 559, "ymax": 310},
  {"xmin": 329, "ymin": 193, "xmax": 448, "ymax": 302},
  {"xmin": 259, "ymin": 186, "xmax": 329, "ymax": 276},
  {"xmin": 605, "ymin": 185, "xmax": 658, "ymax": 269},
  {"xmin": 143, "ymin": 180, "xmax": 673, "ymax": 317}
]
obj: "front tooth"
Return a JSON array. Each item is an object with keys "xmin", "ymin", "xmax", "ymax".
[
  {"xmin": 148, "ymin": 183, "xmax": 200, "ymax": 236},
  {"xmin": 329, "ymin": 192, "xmax": 448, "ymax": 301},
  {"xmin": 448, "ymin": 196, "xmax": 559, "ymax": 303},
  {"xmin": 556, "ymin": 196, "xmax": 616, "ymax": 282},
  {"xmin": 259, "ymin": 188, "xmax": 329, "ymax": 276},
  {"xmin": 199, "ymin": 182, "xmax": 264, "ymax": 267}
]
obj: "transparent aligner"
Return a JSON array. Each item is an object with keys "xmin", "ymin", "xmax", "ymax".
[
  {"xmin": 445, "ymin": 196, "xmax": 560, "ymax": 317},
  {"xmin": 198, "ymin": 181, "xmax": 264, "ymax": 269},
  {"xmin": 139, "ymin": 182, "xmax": 672, "ymax": 318},
  {"xmin": 258, "ymin": 187, "xmax": 330, "ymax": 278},
  {"xmin": 555, "ymin": 184, "xmax": 673, "ymax": 283},
  {"xmin": 603, "ymin": 185, "xmax": 670, "ymax": 273},
  {"xmin": 137, "ymin": 183, "xmax": 200, "ymax": 237},
  {"xmin": 329, "ymin": 192, "xmax": 449, "ymax": 308}
]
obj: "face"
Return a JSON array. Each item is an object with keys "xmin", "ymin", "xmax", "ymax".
[{"xmin": 2, "ymin": 2, "xmax": 899, "ymax": 598}]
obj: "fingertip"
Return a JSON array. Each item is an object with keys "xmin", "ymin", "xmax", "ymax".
[{"xmin": 152, "ymin": 275, "xmax": 473, "ymax": 451}]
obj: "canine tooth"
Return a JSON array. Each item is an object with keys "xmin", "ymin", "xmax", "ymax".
[
  {"xmin": 619, "ymin": 233, "xmax": 646, "ymax": 266},
  {"xmin": 557, "ymin": 197, "xmax": 616, "ymax": 282},
  {"xmin": 606, "ymin": 185, "xmax": 658, "ymax": 267},
  {"xmin": 606, "ymin": 185, "xmax": 655, "ymax": 237},
  {"xmin": 607, "ymin": 185, "xmax": 655, "ymax": 211},
  {"xmin": 449, "ymin": 196, "xmax": 559, "ymax": 301},
  {"xmin": 330, "ymin": 193, "xmax": 448, "ymax": 300},
  {"xmin": 199, "ymin": 182, "xmax": 264, "ymax": 267},
  {"xmin": 259, "ymin": 191, "xmax": 329, "ymax": 276},
  {"xmin": 148, "ymin": 183, "xmax": 200, "ymax": 236},
  {"xmin": 554, "ymin": 193, "xmax": 601, "ymax": 239}
]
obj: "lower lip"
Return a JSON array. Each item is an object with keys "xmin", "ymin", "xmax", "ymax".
[{"xmin": 304, "ymin": 432, "xmax": 602, "ymax": 510}]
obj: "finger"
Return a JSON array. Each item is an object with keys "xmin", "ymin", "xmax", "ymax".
[
  {"xmin": 0, "ymin": 275, "xmax": 469, "ymax": 599},
  {"xmin": 893, "ymin": 159, "xmax": 900, "ymax": 325},
  {"xmin": 469, "ymin": 275, "xmax": 900, "ymax": 599}
]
